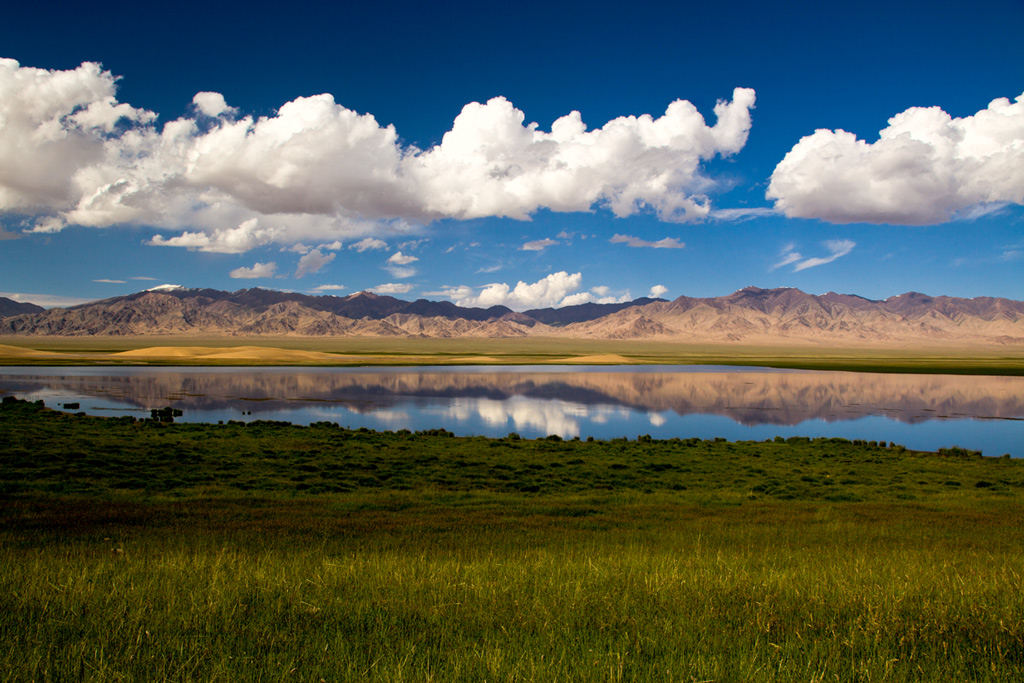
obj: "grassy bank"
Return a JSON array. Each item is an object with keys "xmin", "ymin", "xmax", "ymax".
[{"xmin": 2, "ymin": 398, "xmax": 1023, "ymax": 681}]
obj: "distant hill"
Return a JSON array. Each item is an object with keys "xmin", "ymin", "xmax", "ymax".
[
  {"xmin": 0, "ymin": 297, "xmax": 45, "ymax": 318},
  {"xmin": 2, "ymin": 285, "xmax": 1022, "ymax": 346}
]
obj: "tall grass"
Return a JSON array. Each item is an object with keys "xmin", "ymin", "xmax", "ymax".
[
  {"xmin": 3, "ymin": 498, "xmax": 1022, "ymax": 681},
  {"xmin": 2, "ymin": 399, "xmax": 1023, "ymax": 681}
]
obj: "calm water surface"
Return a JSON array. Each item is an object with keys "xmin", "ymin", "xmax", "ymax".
[{"xmin": 1, "ymin": 365, "xmax": 1021, "ymax": 456}]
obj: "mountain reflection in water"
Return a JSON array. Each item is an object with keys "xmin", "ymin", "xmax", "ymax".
[{"xmin": 2, "ymin": 366, "xmax": 1022, "ymax": 454}]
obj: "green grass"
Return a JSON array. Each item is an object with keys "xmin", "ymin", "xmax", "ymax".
[{"xmin": 2, "ymin": 398, "xmax": 1023, "ymax": 681}]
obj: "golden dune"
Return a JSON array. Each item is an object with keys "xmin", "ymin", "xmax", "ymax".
[
  {"xmin": 0, "ymin": 344, "xmax": 59, "ymax": 358},
  {"xmin": 112, "ymin": 346, "xmax": 347, "ymax": 362},
  {"xmin": 555, "ymin": 354, "xmax": 632, "ymax": 364}
]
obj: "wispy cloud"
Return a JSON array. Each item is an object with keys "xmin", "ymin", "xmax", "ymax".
[
  {"xmin": 709, "ymin": 207, "xmax": 779, "ymax": 222},
  {"xmin": 775, "ymin": 240, "xmax": 856, "ymax": 272},
  {"xmin": 610, "ymin": 234, "xmax": 685, "ymax": 249},
  {"xmin": 93, "ymin": 279, "xmax": 126, "ymax": 284},
  {"xmin": 521, "ymin": 238, "xmax": 559, "ymax": 251},
  {"xmin": 310, "ymin": 284, "xmax": 346, "ymax": 292}
]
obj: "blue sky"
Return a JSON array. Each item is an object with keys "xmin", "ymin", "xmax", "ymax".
[{"xmin": 1, "ymin": 0, "xmax": 1022, "ymax": 309}]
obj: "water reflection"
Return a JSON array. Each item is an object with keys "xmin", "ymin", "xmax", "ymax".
[{"xmin": 1, "ymin": 366, "xmax": 1021, "ymax": 455}]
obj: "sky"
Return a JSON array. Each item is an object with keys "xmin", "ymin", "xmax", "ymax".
[{"xmin": 1, "ymin": 0, "xmax": 1022, "ymax": 310}]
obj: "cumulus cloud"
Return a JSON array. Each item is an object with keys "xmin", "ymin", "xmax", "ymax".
[
  {"xmin": 774, "ymin": 240, "xmax": 855, "ymax": 271},
  {"xmin": 522, "ymin": 238, "xmax": 559, "ymax": 251},
  {"xmin": 148, "ymin": 218, "xmax": 283, "ymax": 253},
  {"xmin": 650, "ymin": 284, "xmax": 669, "ymax": 298},
  {"xmin": 0, "ymin": 59, "xmax": 756, "ymax": 251},
  {"xmin": 443, "ymin": 271, "xmax": 588, "ymax": 310},
  {"xmin": 295, "ymin": 248, "xmax": 335, "ymax": 278},
  {"xmin": 370, "ymin": 283, "xmax": 414, "ymax": 295},
  {"xmin": 229, "ymin": 261, "xmax": 277, "ymax": 279},
  {"xmin": 610, "ymin": 234, "xmax": 685, "ymax": 248},
  {"xmin": 387, "ymin": 251, "xmax": 418, "ymax": 266},
  {"xmin": 767, "ymin": 93, "xmax": 1024, "ymax": 224},
  {"xmin": 408, "ymin": 90, "xmax": 756, "ymax": 223},
  {"xmin": 192, "ymin": 92, "xmax": 235, "ymax": 118},
  {"xmin": 385, "ymin": 250, "xmax": 418, "ymax": 278},
  {"xmin": 350, "ymin": 237, "xmax": 388, "ymax": 252}
]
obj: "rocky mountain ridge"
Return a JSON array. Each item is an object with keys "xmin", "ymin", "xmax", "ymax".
[
  {"xmin": 0, "ymin": 297, "xmax": 44, "ymax": 318},
  {"xmin": 2, "ymin": 286, "xmax": 1023, "ymax": 345}
]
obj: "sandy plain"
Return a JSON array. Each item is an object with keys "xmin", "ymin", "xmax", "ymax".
[{"xmin": 0, "ymin": 336, "xmax": 1022, "ymax": 374}]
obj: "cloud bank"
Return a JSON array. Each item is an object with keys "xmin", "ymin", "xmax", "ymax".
[
  {"xmin": 0, "ymin": 59, "xmax": 755, "ymax": 252},
  {"xmin": 767, "ymin": 93, "xmax": 1024, "ymax": 225},
  {"xmin": 440, "ymin": 272, "xmax": 637, "ymax": 310}
]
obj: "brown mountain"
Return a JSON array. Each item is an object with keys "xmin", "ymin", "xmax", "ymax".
[
  {"xmin": 2, "ymin": 285, "xmax": 1022, "ymax": 345},
  {"xmin": 0, "ymin": 297, "xmax": 45, "ymax": 318}
]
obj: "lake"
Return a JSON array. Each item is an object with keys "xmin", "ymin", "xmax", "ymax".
[{"xmin": 1, "ymin": 365, "xmax": 1021, "ymax": 457}]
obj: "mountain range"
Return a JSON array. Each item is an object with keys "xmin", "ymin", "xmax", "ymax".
[{"xmin": 2, "ymin": 286, "xmax": 1023, "ymax": 345}]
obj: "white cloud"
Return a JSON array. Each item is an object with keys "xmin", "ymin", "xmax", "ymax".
[
  {"xmin": 0, "ymin": 59, "xmax": 156, "ymax": 217},
  {"xmin": 444, "ymin": 271, "xmax": 586, "ymax": 310},
  {"xmin": 0, "ymin": 59, "xmax": 757, "ymax": 252},
  {"xmin": 774, "ymin": 240, "xmax": 855, "ymax": 272},
  {"xmin": 610, "ymin": 234, "xmax": 685, "ymax": 249},
  {"xmin": 408, "ymin": 90, "xmax": 755, "ymax": 223},
  {"xmin": 767, "ymin": 93, "xmax": 1024, "ymax": 225},
  {"xmin": 93, "ymin": 278, "xmax": 126, "ymax": 284},
  {"xmin": 387, "ymin": 251, "xmax": 418, "ymax": 265},
  {"xmin": 350, "ymin": 237, "xmax": 388, "ymax": 252},
  {"xmin": 772, "ymin": 243, "xmax": 804, "ymax": 270},
  {"xmin": 129, "ymin": 276, "xmax": 158, "ymax": 281},
  {"xmin": 649, "ymin": 284, "xmax": 669, "ymax": 298},
  {"xmin": 370, "ymin": 283, "xmax": 414, "ymax": 295},
  {"xmin": 318, "ymin": 240, "xmax": 343, "ymax": 251},
  {"xmin": 295, "ymin": 248, "xmax": 335, "ymax": 278},
  {"xmin": 149, "ymin": 218, "xmax": 282, "ymax": 253},
  {"xmin": 310, "ymin": 284, "xmax": 346, "ymax": 292},
  {"xmin": 521, "ymin": 238, "xmax": 559, "ymax": 251},
  {"xmin": 192, "ymin": 92, "xmax": 235, "ymax": 118},
  {"xmin": 709, "ymin": 207, "xmax": 779, "ymax": 221},
  {"xmin": 229, "ymin": 261, "xmax": 277, "ymax": 279},
  {"xmin": 385, "ymin": 251, "xmax": 418, "ymax": 278}
]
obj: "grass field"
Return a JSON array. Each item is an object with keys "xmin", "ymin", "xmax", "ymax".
[
  {"xmin": 2, "ymin": 397, "xmax": 1023, "ymax": 681},
  {"xmin": 3, "ymin": 335, "xmax": 1024, "ymax": 374}
]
